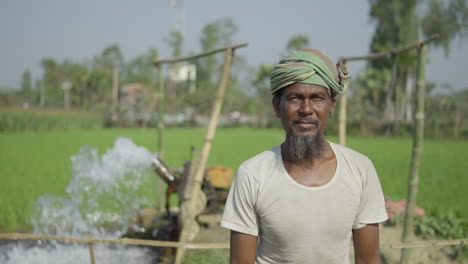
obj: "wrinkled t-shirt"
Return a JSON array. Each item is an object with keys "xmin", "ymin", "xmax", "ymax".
[{"xmin": 221, "ymin": 142, "xmax": 388, "ymax": 264}]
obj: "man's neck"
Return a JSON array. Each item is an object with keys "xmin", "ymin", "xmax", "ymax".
[
  {"xmin": 281, "ymin": 140, "xmax": 337, "ymax": 187},
  {"xmin": 281, "ymin": 139, "xmax": 333, "ymax": 168}
]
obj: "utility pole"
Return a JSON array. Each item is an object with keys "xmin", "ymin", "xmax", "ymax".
[
  {"xmin": 61, "ymin": 80, "xmax": 72, "ymax": 110},
  {"xmin": 169, "ymin": 0, "xmax": 186, "ymax": 52},
  {"xmin": 39, "ymin": 80, "xmax": 45, "ymax": 107}
]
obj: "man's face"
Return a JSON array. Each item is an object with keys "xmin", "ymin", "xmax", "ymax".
[{"xmin": 272, "ymin": 83, "xmax": 336, "ymax": 138}]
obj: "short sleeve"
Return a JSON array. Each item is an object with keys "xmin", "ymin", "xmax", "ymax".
[
  {"xmin": 353, "ymin": 159, "xmax": 388, "ymax": 229},
  {"xmin": 220, "ymin": 164, "xmax": 260, "ymax": 236}
]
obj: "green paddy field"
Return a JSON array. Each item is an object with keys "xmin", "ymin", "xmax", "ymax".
[{"xmin": 0, "ymin": 128, "xmax": 467, "ymax": 231}]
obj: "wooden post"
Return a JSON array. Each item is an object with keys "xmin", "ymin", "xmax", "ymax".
[
  {"xmin": 111, "ymin": 66, "xmax": 119, "ymax": 123},
  {"xmin": 399, "ymin": 43, "xmax": 427, "ymax": 264},
  {"xmin": 174, "ymin": 48, "xmax": 234, "ymax": 264},
  {"xmin": 156, "ymin": 63, "xmax": 165, "ymax": 159},
  {"xmin": 338, "ymin": 60, "xmax": 348, "ymax": 146},
  {"xmin": 88, "ymin": 233, "xmax": 96, "ymax": 264}
]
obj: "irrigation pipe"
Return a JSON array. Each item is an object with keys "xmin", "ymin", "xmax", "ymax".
[{"xmin": 0, "ymin": 233, "xmax": 465, "ymax": 249}]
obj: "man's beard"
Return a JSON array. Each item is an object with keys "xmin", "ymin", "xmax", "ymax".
[{"xmin": 283, "ymin": 130, "xmax": 324, "ymax": 162}]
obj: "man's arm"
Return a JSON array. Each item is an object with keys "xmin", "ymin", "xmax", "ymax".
[
  {"xmin": 352, "ymin": 223, "xmax": 381, "ymax": 264},
  {"xmin": 230, "ymin": 230, "xmax": 258, "ymax": 264}
]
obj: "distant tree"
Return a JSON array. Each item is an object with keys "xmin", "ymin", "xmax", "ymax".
[
  {"xmin": 366, "ymin": 0, "xmax": 468, "ymax": 126},
  {"xmin": 199, "ymin": 17, "xmax": 238, "ymax": 79},
  {"xmin": 200, "ymin": 17, "xmax": 238, "ymax": 51},
  {"xmin": 422, "ymin": 0, "xmax": 468, "ymax": 54},
  {"xmin": 351, "ymin": 68, "xmax": 391, "ymax": 131},
  {"xmin": 97, "ymin": 44, "xmax": 124, "ymax": 70},
  {"xmin": 0, "ymin": 88, "xmax": 20, "ymax": 106},
  {"xmin": 252, "ymin": 64, "xmax": 275, "ymax": 127},
  {"xmin": 20, "ymin": 70, "xmax": 32, "ymax": 97},
  {"xmin": 59, "ymin": 60, "xmax": 88, "ymax": 109},
  {"xmin": 164, "ymin": 30, "xmax": 184, "ymax": 58},
  {"xmin": 177, "ymin": 17, "xmax": 240, "ymax": 116},
  {"xmin": 41, "ymin": 58, "xmax": 60, "ymax": 106},
  {"xmin": 126, "ymin": 48, "xmax": 158, "ymax": 85},
  {"xmin": 286, "ymin": 34, "xmax": 310, "ymax": 51},
  {"xmin": 85, "ymin": 44, "xmax": 125, "ymax": 110},
  {"xmin": 368, "ymin": 0, "xmax": 418, "ymax": 69}
]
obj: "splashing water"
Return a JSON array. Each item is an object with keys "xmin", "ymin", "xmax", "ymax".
[{"xmin": 0, "ymin": 137, "xmax": 165, "ymax": 263}]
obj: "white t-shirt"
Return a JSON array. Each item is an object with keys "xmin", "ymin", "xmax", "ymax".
[{"xmin": 221, "ymin": 142, "xmax": 388, "ymax": 264}]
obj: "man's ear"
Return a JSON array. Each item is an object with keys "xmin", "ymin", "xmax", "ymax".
[{"xmin": 272, "ymin": 96, "xmax": 280, "ymax": 118}]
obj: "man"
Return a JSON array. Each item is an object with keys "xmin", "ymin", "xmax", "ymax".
[{"xmin": 221, "ymin": 49, "xmax": 388, "ymax": 264}]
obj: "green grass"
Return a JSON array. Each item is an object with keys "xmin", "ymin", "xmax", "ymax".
[
  {"xmin": 182, "ymin": 249, "xmax": 230, "ymax": 264},
  {"xmin": 0, "ymin": 128, "xmax": 466, "ymax": 231},
  {"xmin": 346, "ymin": 137, "xmax": 467, "ymax": 217}
]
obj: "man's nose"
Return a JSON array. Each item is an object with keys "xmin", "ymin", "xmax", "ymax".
[{"xmin": 299, "ymin": 99, "xmax": 313, "ymax": 115}]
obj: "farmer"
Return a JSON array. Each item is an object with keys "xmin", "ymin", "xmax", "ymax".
[{"xmin": 221, "ymin": 49, "xmax": 388, "ymax": 264}]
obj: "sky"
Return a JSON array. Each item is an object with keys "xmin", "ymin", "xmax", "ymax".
[{"xmin": 1, "ymin": 0, "xmax": 467, "ymax": 92}]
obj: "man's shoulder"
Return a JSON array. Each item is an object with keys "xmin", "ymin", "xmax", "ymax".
[
  {"xmin": 329, "ymin": 141, "xmax": 380, "ymax": 190},
  {"xmin": 330, "ymin": 141, "xmax": 372, "ymax": 165},
  {"xmin": 238, "ymin": 145, "xmax": 281, "ymax": 181},
  {"xmin": 241, "ymin": 145, "xmax": 281, "ymax": 169}
]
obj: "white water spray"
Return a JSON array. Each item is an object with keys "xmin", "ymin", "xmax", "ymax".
[{"xmin": 0, "ymin": 137, "xmax": 164, "ymax": 263}]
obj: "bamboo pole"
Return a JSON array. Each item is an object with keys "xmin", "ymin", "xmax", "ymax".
[
  {"xmin": 152, "ymin": 43, "xmax": 248, "ymax": 157},
  {"xmin": 0, "ymin": 233, "xmax": 229, "ymax": 249},
  {"xmin": 88, "ymin": 233, "xmax": 96, "ymax": 264},
  {"xmin": 336, "ymin": 35, "xmax": 439, "ymax": 146},
  {"xmin": 111, "ymin": 66, "xmax": 119, "ymax": 124},
  {"xmin": 338, "ymin": 35, "xmax": 438, "ymax": 62},
  {"xmin": 399, "ymin": 43, "xmax": 427, "ymax": 264},
  {"xmin": 156, "ymin": 63, "xmax": 165, "ymax": 159},
  {"xmin": 382, "ymin": 239, "xmax": 466, "ymax": 249},
  {"xmin": 174, "ymin": 48, "xmax": 235, "ymax": 264},
  {"xmin": 0, "ymin": 233, "xmax": 465, "ymax": 249},
  {"xmin": 338, "ymin": 60, "xmax": 348, "ymax": 146},
  {"xmin": 154, "ymin": 43, "xmax": 247, "ymax": 65}
]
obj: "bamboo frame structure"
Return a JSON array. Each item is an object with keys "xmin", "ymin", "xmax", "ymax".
[
  {"xmin": 154, "ymin": 43, "xmax": 247, "ymax": 64},
  {"xmin": 399, "ymin": 42, "xmax": 428, "ymax": 264},
  {"xmin": 0, "ymin": 233, "xmax": 465, "ymax": 250},
  {"xmin": 153, "ymin": 43, "xmax": 248, "ymax": 264},
  {"xmin": 338, "ymin": 35, "xmax": 439, "ymax": 264},
  {"xmin": 152, "ymin": 42, "xmax": 247, "ymax": 160},
  {"xmin": 336, "ymin": 35, "xmax": 438, "ymax": 146},
  {"xmin": 338, "ymin": 60, "xmax": 349, "ymax": 145},
  {"xmin": 174, "ymin": 47, "xmax": 235, "ymax": 264},
  {"xmin": 88, "ymin": 233, "xmax": 96, "ymax": 264},
  {"xmin": 156, "ymin": 64, "xmax": 165, "ymax": 159},
  {"xmin": 338, "ymin": 35, "xmax": 439, "ymax": 62}
]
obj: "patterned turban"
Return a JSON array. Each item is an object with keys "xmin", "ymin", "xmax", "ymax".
[{"xmin": 270, "ymin": 48, "xmax": 349, "ymax": 97}]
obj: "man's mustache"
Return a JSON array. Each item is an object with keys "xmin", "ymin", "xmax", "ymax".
[{"xmin": 293, "ymin": 118, "xmax": 319, "ymax": 126}]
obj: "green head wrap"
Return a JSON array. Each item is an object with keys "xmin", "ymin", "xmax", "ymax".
[{"xmin": 270, "ymin": 48, "xmax": 349, "ymax": 97}]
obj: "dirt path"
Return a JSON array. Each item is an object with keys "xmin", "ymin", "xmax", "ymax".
[
  {"xmin": 194, "ymin": 216, "xmax": 464, "ymax": 264},
  {"xmin": 378, "ymin": 224, "xmax": 464, "ymax": 264}
]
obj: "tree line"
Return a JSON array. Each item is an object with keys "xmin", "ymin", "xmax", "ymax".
[{"xmin": 1, "ymin": 0, "xmax": 467, "ymax": 138}]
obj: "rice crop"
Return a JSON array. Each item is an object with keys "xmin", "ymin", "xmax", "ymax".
[
  {"xmin": 0, "ymin": 108, "xmax": 103, "ymax": 132},
  {"xmin": 0, "ymin": 128, "xmax": 466, "ymax": 231}
]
